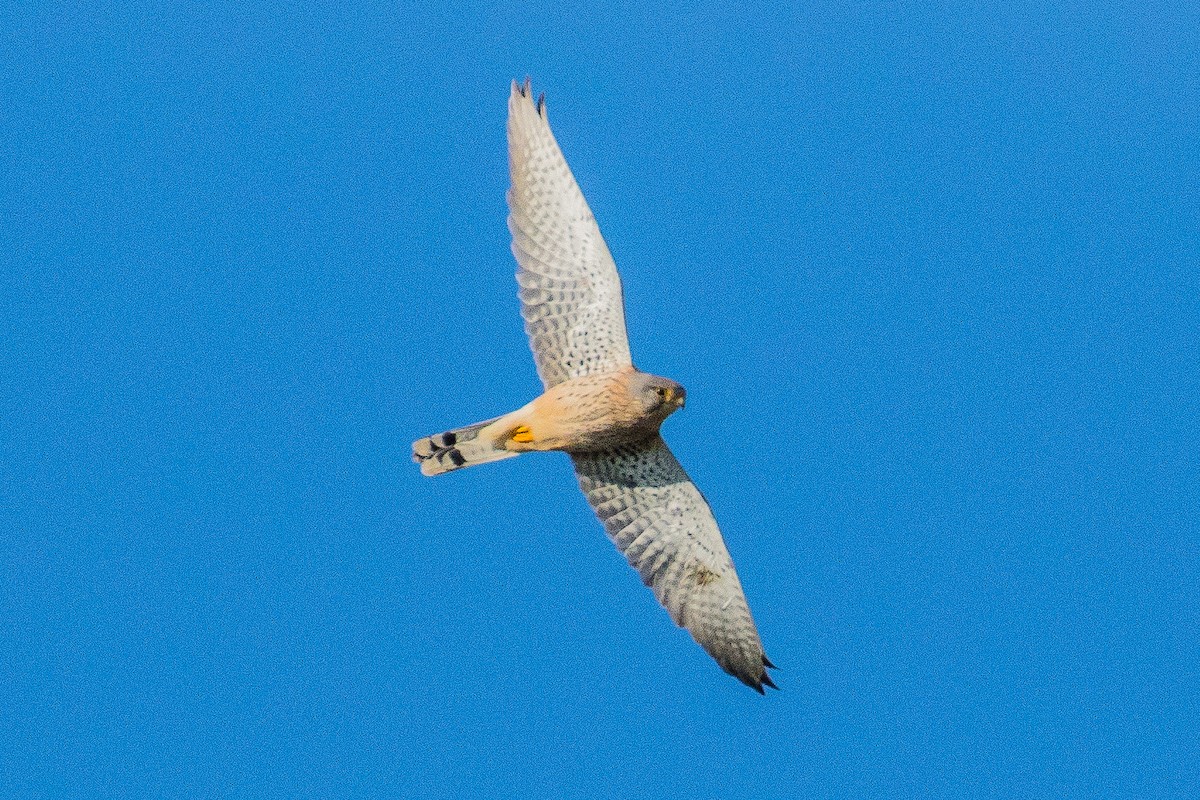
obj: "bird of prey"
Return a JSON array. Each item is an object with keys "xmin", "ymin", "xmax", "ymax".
[{"xmin": 414, "ymin": 80, "xmax": 776, "ymax": 693}]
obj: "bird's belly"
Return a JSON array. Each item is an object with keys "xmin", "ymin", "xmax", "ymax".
[{"xmin": 549, "ymin": 415, "xmax": 661, "ymax": 452}]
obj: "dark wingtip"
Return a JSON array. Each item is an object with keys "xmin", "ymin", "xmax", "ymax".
[
  {"xmin": 536, "ymin": 91, "xmax": 545, "ymax": 115},
  {"xmin": 752, "ymin": 682, "xmax": 766, "ymax": 695},
  {"xmin": 521, "ymin": 76, "xmax": 531, "ymax": 97},
  {"xmin": 756, "ymin": 653, "xmax": 779, "ymax": 692}
]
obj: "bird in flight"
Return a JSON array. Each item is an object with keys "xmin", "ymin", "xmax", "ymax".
[{"xmin": 414, "ymin": 80, "xmax": 776, "ymax": 693}]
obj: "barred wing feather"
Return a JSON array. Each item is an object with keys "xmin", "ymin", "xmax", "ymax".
[
  {"xmin": 571, "ymin": 437, "xmax": 776, "ymax": 692},
  {"xmin": 507, "ymin": 80, "xmax": 634, "ymax": 389}
]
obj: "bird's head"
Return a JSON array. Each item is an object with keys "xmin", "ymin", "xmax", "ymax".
[{"xmin": 634, "ymin": 372, "xmax": 687, "ymax": 417}]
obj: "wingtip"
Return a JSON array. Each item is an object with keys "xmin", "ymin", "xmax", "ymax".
[
  {"xmin": 510, "ymin": 77, "xmax": 547, "ymax": 117},
  {"xmin": 741, "ymin": 663, "xmax": 780, "ymax": 695},
  {"xmin": 754, "ymin": 653, "xmax": 779, "ymax": 693}
]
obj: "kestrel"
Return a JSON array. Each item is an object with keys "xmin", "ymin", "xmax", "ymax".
[{"xmin": 414, "ymin": 80, "xmax": 776, "ymax": 693}]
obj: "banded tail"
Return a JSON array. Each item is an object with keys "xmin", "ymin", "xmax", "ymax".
[{"xmin": 412, "ymin": 418, "xmax": 519, "ymax": 476}]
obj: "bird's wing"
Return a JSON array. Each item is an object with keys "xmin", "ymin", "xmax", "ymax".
[
  {"xmin": 507, "ymin": 80, "xmax": 634, "ymax": 390},
  {"xmin": 571, "ymin": 436, "xmax": 776, "ymax": 692}
]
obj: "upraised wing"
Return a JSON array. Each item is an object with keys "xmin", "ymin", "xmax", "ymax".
[
  {"xmin": 507, "ymin": 80, "xmax": 634, "ymax": 389},
  {"xmin": 571, "ymin": 437, "xmax": 777, "ymax": 692}
]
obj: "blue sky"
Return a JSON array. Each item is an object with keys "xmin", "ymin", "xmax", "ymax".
[{"xmin": 3, "ymin": 1, "xmax": 1198, "ymax": 797}]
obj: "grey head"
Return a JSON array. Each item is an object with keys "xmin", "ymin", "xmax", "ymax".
[{"xmin": 631, "ymin": 371, "xmax": 687, "ymax": 418}]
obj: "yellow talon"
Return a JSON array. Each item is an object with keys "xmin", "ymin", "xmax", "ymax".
[{"xmin": 511, "ymin": 425, "xmax": 534, "ymax": 443}]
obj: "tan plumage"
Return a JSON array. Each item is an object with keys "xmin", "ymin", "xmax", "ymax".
[{"xmin": 413, "ymin": 80, "xmax": 776, "ymax": 692}]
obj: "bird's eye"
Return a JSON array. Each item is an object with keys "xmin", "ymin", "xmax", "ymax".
[{"xmin": 655, "ymin": 387, "xmax": 667, "ymax": 397}]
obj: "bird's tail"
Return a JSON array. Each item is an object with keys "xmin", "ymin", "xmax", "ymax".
[{"xmin": 412, "ymin": 417, "xmax": 519, "ymax": 476}]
